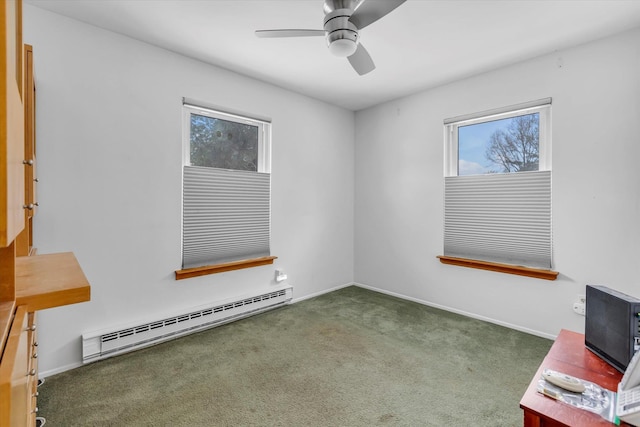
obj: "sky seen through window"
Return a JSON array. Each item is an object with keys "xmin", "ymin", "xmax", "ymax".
[{"xmin": 458, "ymin": 113, "xmax": 539, "ymax": 175}]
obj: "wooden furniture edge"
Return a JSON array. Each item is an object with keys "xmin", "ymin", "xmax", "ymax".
[
  {"xmin": 437, "ymin": 255, "xmax": 559, "ymax": 280},
  {"xmin": 175, "ymin": 256, "xmax": 278, "ymax": 280},
  {"xmin": 0, "ymin": 306, "xmax": 27, "ymax": 419},
  {"xmin": 15, "ymin": 252, "xmax": 91, "ymax": 311},
  {"xmin": 0, "ymin": 300, "xmax": 16, "ymax": 356}
]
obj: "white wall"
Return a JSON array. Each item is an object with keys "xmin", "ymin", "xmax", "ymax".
[
  {"xmin": 354, "ymin": 28, "xmax": 640, "ymax": 339},
  {"xmin": 24, "ymin": 5, "xmax": 355, "ymax": 375},
  {"xmin": 26, "ymin": 3, "xmax": 640, "ymax": 375}
]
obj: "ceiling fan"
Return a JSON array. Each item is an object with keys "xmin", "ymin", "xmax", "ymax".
[{"xmin": 255, "ymin": 0, "xmax": 407, "ymax": 76}]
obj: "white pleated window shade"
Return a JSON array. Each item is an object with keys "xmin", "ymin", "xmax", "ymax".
[
  {"xmin": 182, "ymin": 166, "xmax": 271, "ymax": 269},
  {"xmin": 444, "ymin": 171, "xmax": 551, "ymax": 269}
]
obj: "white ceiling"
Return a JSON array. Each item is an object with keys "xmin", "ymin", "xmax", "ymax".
[{"xmin": 26, "ymin": 0, "xmax": 640, "ymax": 111}]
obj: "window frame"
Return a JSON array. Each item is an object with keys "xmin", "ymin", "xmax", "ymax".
[
  {"xmin": 440, "ymin": 98, "xmax": 557, "ymax": 279},
  {"xmin": 444, "ymin": 101, "xmax": 551, "ymax": 177},
  {"xmin": 176, "ymin": 101, "xmax": 275, "ymax": 279}
]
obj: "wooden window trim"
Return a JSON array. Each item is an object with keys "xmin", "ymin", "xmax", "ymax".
[
  {"xmin": 437, "ymin": 255, "xmax": 558, "ymax": 281},
  {"xmin": 175, "ymin": 256, "xmax": 277, "ymax": 280}
]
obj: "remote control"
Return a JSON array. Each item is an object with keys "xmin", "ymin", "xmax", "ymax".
[{"xmin": 542, "ymin": 369, "xmax": 586, "ymax": 393}]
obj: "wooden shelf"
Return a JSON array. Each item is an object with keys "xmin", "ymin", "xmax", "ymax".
[{"xmin": 15, "ymin": 252, "xmax": 91, "ymax": 312}]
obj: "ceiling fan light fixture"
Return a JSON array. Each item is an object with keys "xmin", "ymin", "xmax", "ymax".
[
  {"xmin": 255, "ymin": 0, "xmax": 407, "ymax": 74},
  {"xmin": 329, "ymin": 38, "xmax": 357, "ymax": 57}
]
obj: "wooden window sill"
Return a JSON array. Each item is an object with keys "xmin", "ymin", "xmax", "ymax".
[
  {"xmin": 175, "ymin": 256, "xmax": 278, "ymax": 280},
  {"xmin": 437, "ymin": 255, "xmax": 558, "ymax": 281}
]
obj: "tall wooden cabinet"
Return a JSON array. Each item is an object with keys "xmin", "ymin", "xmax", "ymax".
[
  {"xmin": 15, "ymin": 43, "xmax": 35, "ymax": 257},
  {"xmin": 1, "ymin": 0, "xmax": 25, "ymax": 248},
  {"xmin": 1, "ymin": 1, "xmax": 91, "ymax": 426}
]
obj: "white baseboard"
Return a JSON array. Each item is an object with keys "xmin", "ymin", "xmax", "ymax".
[
  {"xmin": 290, "ymin": 282, "xmax": 354, "ymax": 304},
  {"xmin": 352, "ymin": 282, "xmax": 557, "ymax": 341},
  {"xmin": 40, "ymin": 361, "xmax": 84, "ymax": 379}
]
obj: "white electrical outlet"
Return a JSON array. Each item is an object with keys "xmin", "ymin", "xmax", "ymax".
[
  {"xmin": 572, "ymin": 294, "xmax": 586, "ymax": 316},
  {"xmin": 275, "ymin": 268, "xmax": 287, "ymax": 283}
]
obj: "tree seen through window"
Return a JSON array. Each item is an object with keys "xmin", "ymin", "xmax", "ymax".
[
  {"xmin": 190, "ymin": 113, "xmax": 259, "ymax": 171},
  {"xmin": 458, "ymin": 113, "xmax": 539, "ymax": 175}
]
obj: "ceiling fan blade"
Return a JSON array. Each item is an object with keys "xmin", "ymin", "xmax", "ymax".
[
  {"xmin": 255, "ymin": 29, "xmax": 325, "ymax": 38},
  {"xmin": 348, "ymin": 43, "xmax": 375, "ymax": 75},
  {"xmin": 349, "ymin": 0, "xmax": 407, "ymax": 30}
]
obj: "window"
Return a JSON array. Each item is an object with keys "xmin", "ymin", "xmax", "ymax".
[
  {"xmin": 441, "ymin": 98, "xmax": 555, "ymax": 278},
  {"xmin": 178, "ymin": 101, "xmax": 274, "ymax": 277},
  {"xmin": 187, "ymin": 108, "xmax": 270, "ymax": 173}
]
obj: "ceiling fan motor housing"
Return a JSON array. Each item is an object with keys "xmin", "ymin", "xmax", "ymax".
[
  {"xmin": 255, "ymin": 0, "xmax": 404, "ymax": 75},
  {"xmin": 324, "ymin": 8, "xmax": 359, "ymax": 57}
]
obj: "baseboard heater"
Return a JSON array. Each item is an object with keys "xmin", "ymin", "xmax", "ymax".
[{"xmin": 82, "ymin": 286, "xmax": 292, "ymax": 363}]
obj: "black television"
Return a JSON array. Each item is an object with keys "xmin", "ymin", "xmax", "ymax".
[{"xmin": 585, "ymin": 285, "xmax": 640, "ymax": 372}]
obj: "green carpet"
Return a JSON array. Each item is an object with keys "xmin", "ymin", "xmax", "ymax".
[{"xmin": 38, "ymin": 286, "xmax": 552, "ymax": 426}]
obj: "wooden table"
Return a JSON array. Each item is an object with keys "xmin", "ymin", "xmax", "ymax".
[{"xmin": 520, "ymin": 329, "xmax": 630, "ymax": 426}]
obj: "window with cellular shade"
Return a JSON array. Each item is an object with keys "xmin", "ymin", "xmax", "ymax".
[
  {"xmin": 442, "ymin": 99, "xmax": 553, "ymax": 272},
  {"xmin": 181, "ymin": 101, "xmax": 272, "ymax": 270}
]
